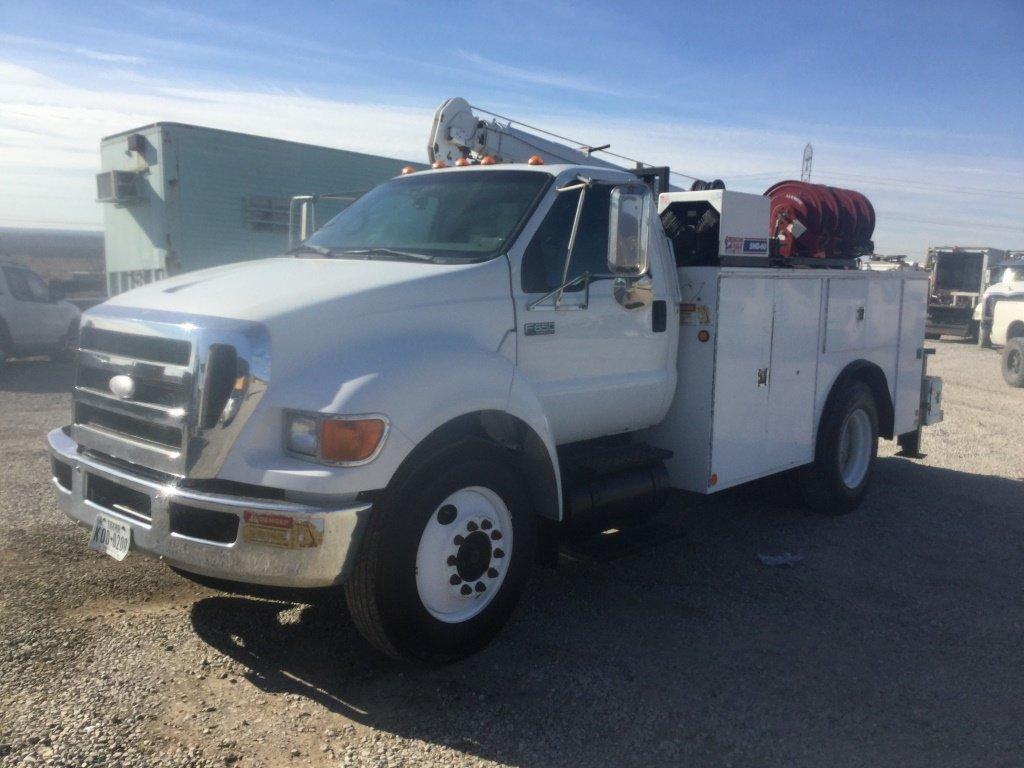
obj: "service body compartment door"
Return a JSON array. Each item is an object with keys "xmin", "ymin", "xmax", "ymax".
[
  {"xmin": 710, "ymin": 276, "xmax": 773, "ymax": 488},
  {"xmin": 825, "ymin": 278, "xmax": 868, "ymax": 352},
  {"xmin": 894, "ymin": 278, "xmax": 928, "ymax": 434},
  {"xmin": 765, "ymin": 278, "xmax": 822, "ymax": 469}
]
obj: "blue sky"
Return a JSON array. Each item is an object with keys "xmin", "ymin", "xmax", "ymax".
[{"xmin": 1, "ymin": 0, "xmax": 1022, "ymax": 256}]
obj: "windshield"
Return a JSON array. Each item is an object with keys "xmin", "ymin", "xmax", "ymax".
[
  {"xmin": 304, "ymin": 170, "xmax": 551, "ymax": 262},
  {"xmin": 999, "ymin": 266, "xmax": 1024, "ymax": 284}
]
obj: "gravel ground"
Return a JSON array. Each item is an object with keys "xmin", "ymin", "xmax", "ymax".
[{"xmin": 1, "ymin": 341, "xmax": 1022, "ymax": 768}]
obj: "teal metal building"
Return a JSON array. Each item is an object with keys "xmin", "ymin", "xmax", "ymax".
[{"xmin": 96, "ymin": 123, "xmax": 422, "ymax": 295}]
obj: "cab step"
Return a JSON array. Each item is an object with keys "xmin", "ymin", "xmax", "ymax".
[{"xmin": 558, "ymin": 441, "xmax": 673, "ymax": 534}]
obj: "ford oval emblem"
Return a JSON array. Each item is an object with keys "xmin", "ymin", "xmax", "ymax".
[{"xmin": 108, "ymin": 374, "xmax": 136, "ymax": 399}]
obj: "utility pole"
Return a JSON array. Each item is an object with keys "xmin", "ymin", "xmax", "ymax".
[{"xmin": 801, "ymin": 142, "xmax": 813, "ymax": 182}]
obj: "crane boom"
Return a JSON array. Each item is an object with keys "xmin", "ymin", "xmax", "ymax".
[{"xmin": 428, "ymin": 97, "xmax": 626, "ymax": 170}]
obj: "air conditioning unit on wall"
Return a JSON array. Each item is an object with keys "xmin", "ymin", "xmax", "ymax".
[{"xmin": 96, "ymin": 170, "xmax": 143, "ymax": 204}]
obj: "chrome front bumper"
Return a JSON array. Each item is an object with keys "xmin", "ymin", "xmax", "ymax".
[{"xmin": 47, "ymin": 428, "xmax": 371, "ymax": 588}]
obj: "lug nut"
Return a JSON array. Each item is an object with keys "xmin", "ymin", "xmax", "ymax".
[
  {"xmin": 437, "ymin": 504, "xmax": 457, "ymax": 525},
  {"xmin": 493, "ymin": 548, "xmax": 505, "ymax": 559},
  {"xmin": 475, "ymin": 582, "xmax": 486, "ymax": 593},
  {"xmin": 487, "ymin": 568, "xmax": 498, "ymax": 579},
  {"xmin": 460, "ymin": 584, "xmax": 472, "ymax": 596},
  {"xmin": 466, "ymin": 521, "xmax": 478, "ymax": 532},
  {"xmin": 449, "ymin": 574, "xmax": 462, "ymax": 585},
  {"xmin": 491, "ymin": 530, "xmax": 502, "ymax": 541},
  {"xmin": 481, "ymin": 520, "xmax": 492, "ymax": 530}
]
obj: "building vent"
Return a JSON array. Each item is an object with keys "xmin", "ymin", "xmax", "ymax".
[
  {"xmin": 96, "ymin": 170, "xmax": 142, "ymax": 204},
  {"xmin": 243, "ymin": 195, "xmax": 291, "ymax": 232}
]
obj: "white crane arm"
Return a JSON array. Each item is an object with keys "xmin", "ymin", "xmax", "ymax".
[{"xmin": 427, "ymin": 97, "xmax": 625, "ymax": 170}]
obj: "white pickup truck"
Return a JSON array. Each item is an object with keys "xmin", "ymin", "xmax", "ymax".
[
  {"xmin": 48, "ymin": 101, "xmax": 942, "ymax": 662},
  {"xmin": 0, "ymin": 262, "xmax": 81, "ymax": 370}
]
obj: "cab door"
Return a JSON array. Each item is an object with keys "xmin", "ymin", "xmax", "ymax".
[
  {"xmin": 1, "ymin": 266, "xmax": 46, "ymax": 347},
  {"xmin": 509, "ymin": 173, "xmax": 678, "ymax": 444}
]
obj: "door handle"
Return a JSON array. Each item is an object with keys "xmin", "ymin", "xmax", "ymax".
[
  {"xmin": 652, "ymin": 300, "xmax": 667, "ymax": 332},
  {"xmin": 757, "ymin": 367, "xmax": 769, "ymax": 387}
]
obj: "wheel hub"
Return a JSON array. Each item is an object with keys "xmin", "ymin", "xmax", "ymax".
[
  {"xmin": 455, "ymin": 530, "xmax": 492, "ymax": 582},
  {"xmin": 415, "ymin": 486, "xmax": 513, "ymax": 623}
]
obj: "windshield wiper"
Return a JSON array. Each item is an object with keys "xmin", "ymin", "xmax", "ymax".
[
  {"xmin": 332, "ymin": 247, "xmax": 433, "ymax": 262},
  {"xmin": 287, "ymin": 243, "xmax": 335, "ymax": 256}
]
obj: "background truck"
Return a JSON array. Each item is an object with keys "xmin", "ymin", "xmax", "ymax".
[
  {"xmin": 47, "ymin": 98, "xmax": 942, "ymax": 663},
  {"xmin": 975, "ymin": 253, "xmax": 1024, "ymax": 348},
  {"xmin": 924, "ymin": 246, "xmax": 1006, "ymax": 340},
  {"xmin": 0, "ymin": 261, "xmax": 81, "ymax": 370}
]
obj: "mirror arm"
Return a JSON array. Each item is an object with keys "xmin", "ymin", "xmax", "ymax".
[
  {"xmin": 527, "ymin": 271, "xmax": 591, "ymax": 311},
  {"xmin": 556, "ymin": 185, "xmax": 588, "ymax": 308}
]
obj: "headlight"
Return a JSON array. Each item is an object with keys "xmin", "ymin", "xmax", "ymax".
[
  {"xmin": 285, "ymin": 414, "xmax": 319, "ymax": 456},
  {"xmin": 284, "ymin": 411, "xmax": 389, "ymax": 465}
]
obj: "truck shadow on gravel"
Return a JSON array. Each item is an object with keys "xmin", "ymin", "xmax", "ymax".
[
  {"xmin": 189, "ymin": 458, "xmax": 1024, "ymax": 766},
  {"xmin": 0, "ymin": 359, "xmax": 75, "ymax": 393}
]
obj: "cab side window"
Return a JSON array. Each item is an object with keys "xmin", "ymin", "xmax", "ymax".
[
  {"xmin": 522, "ymin": 185, "xmax": 612, "ymax": 293},
  {"xmin": 3, "ymin": 267, "xmax": 35, "ymax": 302},
  {"xmin": 26, "ymin": 271, "xmax": 51, "ymax": 302}
]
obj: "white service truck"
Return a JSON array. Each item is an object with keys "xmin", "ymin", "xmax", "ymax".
[{"xmin": 48, "ymin": 99, "xmax": 942, "ymax": 662}]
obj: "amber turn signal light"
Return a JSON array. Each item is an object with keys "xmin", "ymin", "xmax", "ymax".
[{"xmin": 319, "ymin": 418, "xmax": 387, "ymax": 464}]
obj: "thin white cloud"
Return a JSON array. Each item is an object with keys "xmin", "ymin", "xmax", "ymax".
[
  {"xmin": 455, "ymin": 50, "xmax": 631, "ymax": 98},
  {"xmin": 0, "ymin": 34, "xmax": 147, "ymax": 66}
]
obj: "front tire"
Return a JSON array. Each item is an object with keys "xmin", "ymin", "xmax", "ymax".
[
  {"xmin": 798, "ymin": 380, "xmax": 879, "ymax": 515},
  {"xmin": 1002, "ymin": 339, "xmax": 1024, "ymax": 388},
  {"xmin": 345, "ymin": 438, "xmax": 536, "ymax": 663}
]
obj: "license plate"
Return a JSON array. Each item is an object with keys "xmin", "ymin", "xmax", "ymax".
[{"xmin": 88, "ymin": 513, "xmax": 132, "ymax": 561}]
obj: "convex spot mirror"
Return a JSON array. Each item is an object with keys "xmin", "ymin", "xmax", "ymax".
[{"xmin": 607, "ymin": 183, "xmax": 651, "ymax": 277}]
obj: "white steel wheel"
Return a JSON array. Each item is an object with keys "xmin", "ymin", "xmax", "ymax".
[
  {"xmin": 838, "ymin": 407, "xmax": 873, "ymax": 489},
  {"xmin": 415, "ymin": 486, "xmax": 513, "ymax": 624}
]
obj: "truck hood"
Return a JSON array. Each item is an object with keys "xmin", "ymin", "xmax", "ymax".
[
  {"xmin": 96, "ymin": 256, "xmax": 515, "ymax": 376},
  {"xmin": 103, "ymin": 256, "xmax": 501, "ymax": 323}
]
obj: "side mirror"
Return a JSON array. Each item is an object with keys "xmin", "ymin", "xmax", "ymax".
[{"xmin": 607, "ymin": 184, "xmax": 651, "ymax": 277}]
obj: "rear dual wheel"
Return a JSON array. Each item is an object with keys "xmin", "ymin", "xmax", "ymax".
[
  {"xmin": 799, "ymin": 380, "xmax": 879, "ymax": 515},
  {"xmin": 345, "ymin": 438, "xmax": 535, "ymax": 663}
]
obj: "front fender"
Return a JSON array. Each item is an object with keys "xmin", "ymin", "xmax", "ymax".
[{"xmin": 217, "ymin": 336, "xmax": 562, "ymax": 516}]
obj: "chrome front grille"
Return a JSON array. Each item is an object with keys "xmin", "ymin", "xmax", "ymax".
[
  {"xmin": 70, "ymin": 307, "xmax": 270, "ymax": 479},
  {"xmin": 73, "ymin": 324, "xmax": 194, "ymax": 475}
]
